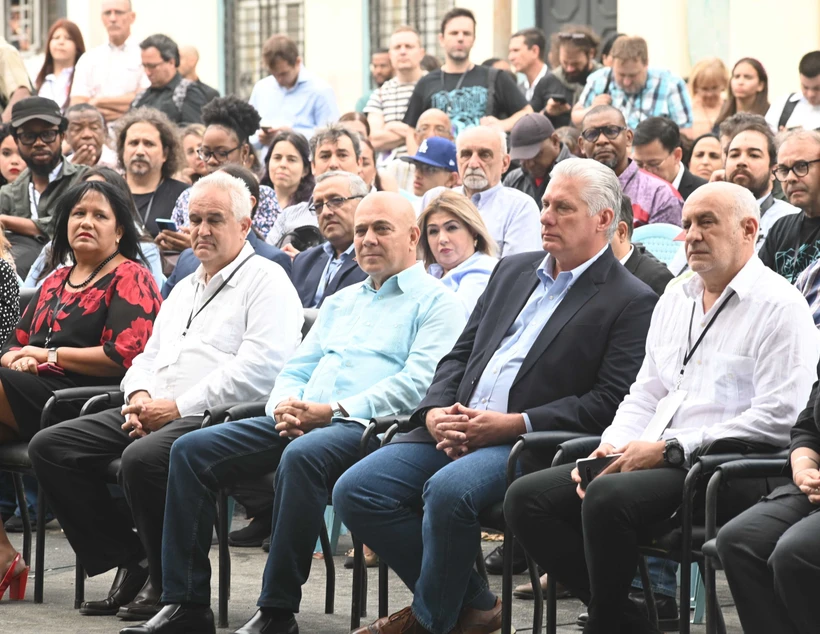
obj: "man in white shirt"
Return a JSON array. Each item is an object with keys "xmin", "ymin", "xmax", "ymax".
[
  {"xmin": 29, "ymin": 171, "xmax": 303, "ymax": 625},
  {"xmin": 766, "ymin": 51, "xmax": 820, "ymax": 132},
  {"xmin": 508, "ymin": 28, "xmax": 548, "ymax": 101},
  {"xmin": 69, "ymin": 0, "xmax": 149, "ymax": 122},
  {"xmin": 505, "ymin": 182, "xmax": 820, "ymax": 634}
]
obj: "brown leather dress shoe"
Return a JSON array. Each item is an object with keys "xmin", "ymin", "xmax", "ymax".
[
  {"xmin": 351, "ymin": 606, "xmax": 432, "ymax": 634},
  {"xmin": 513, "ymin": 574, "xmax": 572, "ymax": 600},
  {"xmin": 454, "ymin": 597, "xmax": 503, "ymax": 634}
]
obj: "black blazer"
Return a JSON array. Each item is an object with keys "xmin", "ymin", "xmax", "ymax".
[
  {"xmin": 291, "ymin": 244, "xmax": 368, "ymax": 308},
  {"xmin": 405, "ymin": 248, "xmax": 658, "ymax": 451},
  {"xmin": 624, "ymin": 243, "xmax": 674, "ymax": 296},
  {"xmin": 677, "ymin": 168, "xmax": 708, "ymax": 201}
]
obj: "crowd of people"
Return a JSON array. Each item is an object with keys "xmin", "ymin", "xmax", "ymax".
[{"xmin": 1, "ymin": 2, "xmax": 820, "ymax": 634}]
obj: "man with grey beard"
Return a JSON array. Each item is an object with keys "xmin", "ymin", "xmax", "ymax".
[
  {"xmin": 116, "ymin": 107, "xmax": 190, "ymax": 238},
  {"xmin": 579, "ymin": 105, "xmax": 683, "ymax": 227},
  {"xmin": 421, "ymin": 126, "xmax": 542, "ymax": 257}
]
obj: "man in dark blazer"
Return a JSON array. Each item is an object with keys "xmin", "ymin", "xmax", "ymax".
[
  {"xmin": 291, "ymin": 170, "xmax": 368, "ymax": 308},
  {"xmin": 632, "ymin": 116, "xmax": 707, "ymax": 200},
  {"xmin": 612, "ymin": 194, "xmax": 674, "ymax": 296},
  {"xmin": 335, "ymin": 159, "xmax": 658, "ymax": 634}
]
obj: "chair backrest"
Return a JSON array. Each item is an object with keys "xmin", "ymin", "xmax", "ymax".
[
  {"xmin": 19, "ymin": 287, "xmax": 37, "ymax": 315},
  {"xmin": 302, "ymin": 308, "xmax": 319, "ymax": 339},
  {"xmin": 632, "ymin": 223, "xmax": 684, "ymax": 265}
]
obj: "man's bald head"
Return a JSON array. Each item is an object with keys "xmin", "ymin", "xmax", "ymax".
[
  {"xmin": 354, "ymin": 192, "xmax": 421, "ymax": 288},
  {"xmin": 178, "ymin": 45, "xmax": 200, "ymax": 80},
  {"xmin": 682, "ymin": 182, "xmax": 759, "ymax": 284},
  {"xmin": 416, "ymin": 108, "xmax": 454, "ymax": 141}
]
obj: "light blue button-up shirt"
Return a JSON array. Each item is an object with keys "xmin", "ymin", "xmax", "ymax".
[
  {"xmin": 249, "ymin": 67, "xmax": 339, "ymax": 146},
  {"xmin": 421, "ymin": 183, "xmax": 542, "ymax": 258},
  {"xmin": 311, "ymin": 242, "xmax": 355, "ymax": 308},
  {"xmin": 468, "ymin": 245, "xmax": 608, "ymax": 431},
  {"xmin": 266, "ymin": 263, "xmax": 466, "ymax": 420},
  {"xmin": 428, "ymin": 251, "xmax": 497, "ymax": 319}
]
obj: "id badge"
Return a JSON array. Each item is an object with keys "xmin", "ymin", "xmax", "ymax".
[{"xmin": 639, "ymin": 390, "xmax": 687, "ymax": 442}]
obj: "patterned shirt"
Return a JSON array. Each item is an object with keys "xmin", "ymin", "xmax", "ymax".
[
  {"xmin": 579, "ymin": 67, "xmax": 693, "ymax": 130},
  {"xmin": 618, "ymin": 160, "xmax": 683, "ymax": 227},
  {"xmin": 365, "ymin": 75, "xmax": 424, "ymax": 159},
  {"xmin": 172, "ymin": 184, "xmax": 280, "ymax": 239}
]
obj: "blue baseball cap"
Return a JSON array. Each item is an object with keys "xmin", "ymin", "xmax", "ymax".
[{"xmin": 401, "ymin": 136, "xmax": 458, "ymax": 172}]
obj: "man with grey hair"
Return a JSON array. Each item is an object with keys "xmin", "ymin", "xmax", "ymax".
[
  {"xmin": 337, "ymin": 157, "xmax": 658, "ymax": 634},
  {"xmin": 130, "ymin": 192, "xmax": 466, "ymax": 634},
  {"xmin": 29, "ymin": 170, "xmax": 304, "ymax": 625},
  {"xmin": 423, "ymin": 125, "xmax": 542, "ymax": 256},
  {"xmin": 505, "ymin": 181, "xmax": 820, "ymax": 634}
]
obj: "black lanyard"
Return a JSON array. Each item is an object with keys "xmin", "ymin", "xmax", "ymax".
[
  {"xmin": 140, "ymin": 180, "xmax": 163, "ymax": 227},
  {"xmin": 183, "ymin": 254, "xmax": 255, "ymax": 337},
  {"xmin": 676, "ymin": 289, "xmax": 736, "ymax": 389},
  {"xmin": 440, "ymin": 66, "xmax": 474, "ymax": 114}
]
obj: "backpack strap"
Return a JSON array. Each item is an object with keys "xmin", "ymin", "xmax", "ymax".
[
  {"xmin": 485, "ymin": 67, "xmax": 499, "ymax": 116},
  {"xmin": 778, "ymin": 93, "xmax": 799, "ymax": 130},
  {"xmin": 172, "ymin": 78, "xmax": 193, "ymax": 121}
]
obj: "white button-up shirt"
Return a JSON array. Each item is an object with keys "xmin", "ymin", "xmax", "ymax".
[
  {"xmin": 122, "ymin": 242, "xmax": 304, "ymax": 416},
  {"xmin": 70, "ymin": 36, "xmax": 148, "ymax": 99},
  {"xmin": 602, "ymin": 255, "xmax": 820, "ymax": 460}
]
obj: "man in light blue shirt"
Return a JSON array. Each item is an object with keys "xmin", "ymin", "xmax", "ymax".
[
  {"xmin": 139, "ymin": 192, "xmax": 465, "ymax": 634},
  {"xmin": 250, "ymin": 34, "xmax": 339, "ymax": 150}
]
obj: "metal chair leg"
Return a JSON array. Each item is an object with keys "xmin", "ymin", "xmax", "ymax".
[
  {"xmin": 638, "ymin": 556, "xmax": 659, "ymax": 627},
  {"xmin": 11, "ymin": 474, "xmax": 31, "ymax": 566},
  {"xmin": 217, "ymin": 490, "xmax": 230, "ymax": 628},
  {"xmin": 350, "ymin": 538, "xmax": 364, "ymax": 630},
  {"xmin": 378, "ymin": 560, "xmax": 388, "ymax": 618},
  {"xmin": 545, "ymin": 576, "xmax": 557, "ymax": 634},
  {"xmin": 74, "ymin": 557, "xmax": 85, "ymax": 609},
  {"xmin": 526, "ymin": 555, "xmax": 543, "ymax": 634},
  {"xmin": 501, "ymin": 530, "xmax": 514, "ymax": 634},
  {"xmin": 34, "ymin": 484, "xmax": 47, "ymax": 603},
  {"xmin": 319, "ymin": 518, "xmax": 335, "ymax": 614}
]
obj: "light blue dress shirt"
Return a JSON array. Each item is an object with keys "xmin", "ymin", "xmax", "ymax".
[
  {"xmin": 249, "ymin": 67, "xmax": 339, "ymax": 146},
  {"xmin": 311, "ymin": 242, "xmax": 355, "ymax": 308},
  {"xmin": 421, "ymin": 184, "xmax": 542, "ymax": 257},
  {"xmin": 266, "ymin": 263, "xmax": 466, "ymax": 420},
  {"xmin": 468, "ymin": 245, "xmax": 609, "ymax": 431},
  {"xmin": 428, "ymin": 251, "xmax": 497, "ymax": 319}
]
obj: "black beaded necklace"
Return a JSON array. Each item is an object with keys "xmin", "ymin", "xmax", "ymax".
[{"xmin": 65, "ymin": 250, "xmax": 119, "ymax": 290}]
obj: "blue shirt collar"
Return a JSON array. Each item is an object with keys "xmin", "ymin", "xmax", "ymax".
[
  {"xmin": 537, "ymin": 244, "xmax": 609, "ymax": 287},
  {"xmin": 364, "ymin": 262, "xmax": 426, "ymax": 296},
  {"xmin": 465, "ymin": 182, "xmax": 503, "ymax": 207},
  {"xmin": 322, "ymin": 241, "xmax": 355, "ymax": 260}
]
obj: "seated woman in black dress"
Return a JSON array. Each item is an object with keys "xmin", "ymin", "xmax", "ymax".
[{"xmin": 0, "ymin": 180, "xmax": 162, "ymax": 600}]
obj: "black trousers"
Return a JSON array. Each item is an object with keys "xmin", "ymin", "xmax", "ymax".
[
  {"xmin": 504, "ymin": 463, "xmax": 686, "ymax": 634},
  {"xmin": 716, "ymin": 483, "xmax": 820, "ymax": 634},
  {"xmin": 28, "ymin": 407, "xmax": 204, "ymax": 589}
]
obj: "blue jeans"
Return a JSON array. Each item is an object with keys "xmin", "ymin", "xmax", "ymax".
[
  {"xmin": 632, "ymin": 557, "xmax": 679, "ymax": 599},
  {"xmin": 0, "ymin": 473, "xmax": 53, "ymax": 522},
  {"xmin": 333, "ymin": 441, "xmax": 515, "ymax": 634},
  {"xmin": 161, "ymin": 417, "xmax": 377, "ymax": 610}
]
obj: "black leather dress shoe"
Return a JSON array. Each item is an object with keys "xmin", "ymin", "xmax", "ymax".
[
  {"xmin": 229, "ymin": 514, "xmax": 273, "ymax": 547},
  {"xmin": 262, "ymin": 536, "xmax": 270, "ymax": 552},
  {"xmin": 483, "ymin": 544, "xmax": 528, "ymax": 576},
  {"xmin": 80, "ymin": 561, "xmax": 149, "ymax": 616},
  {"xmin": 119, "ymin": 604, "xmax": 215, "ymax": 634},
  {"xmin": 576, "ymin": 593, "xmax": 679, "ymax": 631},
  {"xmin": 117, "ymin": 578, "xmax": 161, "ymax": 621},
  {"xmin": 232, "ymin": 610, "xmax": 298, "ymax": 634}
]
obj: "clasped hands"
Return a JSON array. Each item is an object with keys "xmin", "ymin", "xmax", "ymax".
[
  {"xmin": 794, "ymin": 468, "xmax": 820, "ymax": 505},
  {"xmin": 4, "ymin": 346, "xmax": 48, "ymax": 373},
  {"xmin": 121, "ymin": 391, "xmax": 180, "ymax": 438},
  {"xmin": 425, "ymin": 403, "xmax": 524, "ymax": 460},
  {"xmin": 571, "ymin": 440, "xmax": 666, "ymax": 499},
  {"xmin": 273, "ymin": 397, "xmax": 332, "ymax": 438}
]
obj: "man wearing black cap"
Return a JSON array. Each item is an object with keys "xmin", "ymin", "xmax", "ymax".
[
  {"xmin": 400, "ymin": 136, "xmax": 459, "ymax": 198},
  {"xmin": 503, "ymin": 113, "xmax": 573, "ymax": 205},
  {"xmin": 0, "ymin": 96, "xmax": 88, "ymax": 277}
]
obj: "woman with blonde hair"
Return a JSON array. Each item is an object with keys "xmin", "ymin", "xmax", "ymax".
[
  {"xmin": 686, "ymin": 58, "xmax": 729, "ymax": 138},
  {"xmin": 418, "ymin": 191, "xmax": 497, "ymax": 317}
]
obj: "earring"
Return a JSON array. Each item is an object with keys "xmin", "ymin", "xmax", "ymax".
[{"xmin": 474, "ymin": 239, "xmax": 478, "ymax": 247}]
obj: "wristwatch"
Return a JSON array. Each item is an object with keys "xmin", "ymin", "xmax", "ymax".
[
  {"xmin": 663, "ymin": 438, "xmax": 685, "ymax": 467},
  {"xmin": 331, "ymin": 401, "xmax": 346, "ymax": 419},
  {"xmin": 47, "ymin": 348, "xmax": 58, "ymax": 365}
]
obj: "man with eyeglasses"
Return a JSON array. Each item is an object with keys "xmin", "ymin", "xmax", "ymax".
[
  {"xmin": 633, "ymin": 117, "xmax": 706, "ymax": 200},
  {"xmin": 530, "ymin": 27, "xmax": 603, "ymax": 129},
  {"xmin": 572, "ymin": 36, "xmax": 692, "ymax": 132},
  {"xmin": 290, "ymin": 171, "xmax": 369, "ymax": 308},
  {"xmin": 580, "ymin": 105, "xmax": 683, "ymax": 227},
  {"xmin": 131, "ymin": 34, "xmax": 209, "ymax": 126},
  {"xmin": 760, "ymin": 130, "xmax": 820, "ymax": 283},
  {"xmin": 0, "ymin": 97, "xmax": 87, "ymax": 277},
  {"xmin": 70, "ymin": 0, "xmax": 148, "ymax": 123}
]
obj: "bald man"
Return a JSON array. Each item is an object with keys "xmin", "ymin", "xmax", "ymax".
[
  {"xmin": 386, "ymin": 108, "xmax": 456, "ymax": 194},
  {"xmin": 422, "ymin": 125, "xmax": 543, "ymax": 257},
  {"xmin": 177, "ymin": 45, "xmax": 219, "ymax": 103},
  {"xmin": 129, "ymin": 192, "xmax": 468, "ymax": 634}
]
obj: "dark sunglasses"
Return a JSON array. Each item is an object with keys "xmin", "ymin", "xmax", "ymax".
[{"xmin": 581, "ymin": 125, "xmax": 626, "ymax": 143}]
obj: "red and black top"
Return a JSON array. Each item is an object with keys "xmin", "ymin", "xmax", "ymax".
[{"xmin": 4, "ymin": 260, "xmax": 162, "ymax": 370}]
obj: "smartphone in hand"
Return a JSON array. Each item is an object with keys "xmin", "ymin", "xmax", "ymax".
[
  {"xmin": 155, "ymin": 218, "xmax": 178, "ymax": 232},
  {"xmin": 576, "ymin": 454, "xmax": 622, "ymax": 490}
]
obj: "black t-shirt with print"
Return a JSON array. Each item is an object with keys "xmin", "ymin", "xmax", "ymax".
[
  {"xmin": 759, "ymin": 212, "xmax": 820, "ymax": 283},
  {"xmin": 402, "ymin": 65, "xmax": 529, "ymax": 137}
]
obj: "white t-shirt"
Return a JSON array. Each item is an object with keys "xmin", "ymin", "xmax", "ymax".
[
  {"xmin": 70, "ymin": 37, "xmax": 149, "ymax": 99},
  {"xmin": 765, "ymin": 92, "xmax": 820, "ymax": 132}
]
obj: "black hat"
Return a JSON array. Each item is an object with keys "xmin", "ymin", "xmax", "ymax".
[
  {"xmin": 509, "ymin": 113, "xmax": 555, "ymax": 160},
  {"xmin": 10, "ymin": 97, "xmax": 64, "ymax": 129}
]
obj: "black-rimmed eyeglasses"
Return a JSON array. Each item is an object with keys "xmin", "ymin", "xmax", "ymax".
[
  {"xmin": 197, "ymin": 145, "xmax": 242, "ymax": 163},
  {"xmin": 772, "ymin": 159, "xmax": 820, "ymax": 182},
  {"xmin": 15, "ymin": 129, "xmax": 60, "ymax": 145},
  {"xmin": 309, "ymin": 195, "xmax": 365, "ymax": 215}
]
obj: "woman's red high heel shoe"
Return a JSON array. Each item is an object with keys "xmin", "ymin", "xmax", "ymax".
[{"xmin": 0, "ymin": 553, "xmax": 29, "ymax": 601}]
